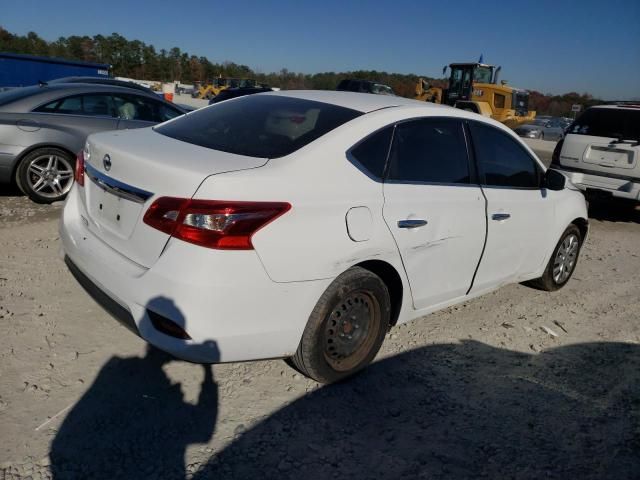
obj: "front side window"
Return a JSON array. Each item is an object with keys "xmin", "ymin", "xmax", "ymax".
[
  {"xmin": 387, "ymin": 119, "xmax": 470, "ymax": 184},
  {"xmin": 469, "ymin": 121, "xmax": 542, "ymax": 188},
  {"xmin": 112, "ymin": 94, "xmax": 182, "ymax": 123},
  {"xmin": 155, "ymin": 95, "xmax": 362, "ymax": 158}
]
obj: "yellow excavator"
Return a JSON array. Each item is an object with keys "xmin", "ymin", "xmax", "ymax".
[
  {"xmin": 193, "ymin": 77, "xmax": 258, "ymax": 100},
  {"xmin": 415, "ymin": 62, "xmax": 536, "ymax": 128}
]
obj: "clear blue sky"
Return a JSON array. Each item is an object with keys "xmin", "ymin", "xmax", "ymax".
[{"xmin": 3, "ymin": 0, "xmax": 639, "ymax": 99}]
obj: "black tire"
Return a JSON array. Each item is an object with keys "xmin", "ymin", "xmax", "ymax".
[
  {"xmin": 291, "ymin": 267, "xmax": 391, "ymax": 383},
  {"xmin": 527, "ymin": 224, "xmax": 582, "ymax": 291},
  {"xmin": 16, "ymin": 147, "xmax": 75, "ymax": 204}
]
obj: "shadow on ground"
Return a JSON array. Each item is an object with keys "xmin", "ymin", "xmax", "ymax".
[
  {"xmin": 195, "ymin": 341, "xmax": 639, "ymax": 480},
  {"xmin": 588, "ymin": 198, "xmax": 640, "ymax": 224}
]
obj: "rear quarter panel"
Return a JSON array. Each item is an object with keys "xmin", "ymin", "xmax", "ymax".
[{"xmin": 192, "ymin": 109, "xmax": 415, "ymax": 285}]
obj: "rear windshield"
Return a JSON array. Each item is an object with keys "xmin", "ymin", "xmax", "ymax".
[
  {"xmin": 155, "ymin": 95, "xmax": 362, "ymax": 158},
  {"xmin": 0, "ymin": 86, "xmax": 39, "ymax": 107},
  {"xmin": 567, "ymin": 108, "xmax": 640, "ymax": 140}
]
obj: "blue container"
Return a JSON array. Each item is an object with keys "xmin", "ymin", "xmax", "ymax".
[{"xmin": 0, "ymin": 52, "xmax": 110, "ymax": 87}]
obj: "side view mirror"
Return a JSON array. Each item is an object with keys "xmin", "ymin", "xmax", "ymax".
[{"xmin": 544, "ymin": 169, "xmax": 566, "ymax": 191}]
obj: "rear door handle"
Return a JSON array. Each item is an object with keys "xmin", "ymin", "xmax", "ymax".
[
  {"xmin": 398, "ymin": 219, "xmax": 428, "ymax": 229},
  {"xmin": 491, "ymin": 213, "xmax": 511, "ymax": 221}
]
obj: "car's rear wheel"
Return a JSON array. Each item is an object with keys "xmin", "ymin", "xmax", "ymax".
[
  {"xmin": 527, "ymin": 224, "xmax": 582, "ymax": 291},
  {"xmin": 16, "ymin": 148, "xmax": 75, "ymax": 204},
  {"xmin": 291, "ymin": 267, "xmax": 391, "ymax": 383}
]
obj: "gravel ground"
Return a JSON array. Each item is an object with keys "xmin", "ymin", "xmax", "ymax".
[{"xmin": 0, "ymin": 147, "xmax": 639, "ymax": 479}]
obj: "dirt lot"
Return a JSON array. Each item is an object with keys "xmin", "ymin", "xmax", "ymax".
[{"xmin": 1, "ymin": 146, "xmax": 639, "ymax": 479}]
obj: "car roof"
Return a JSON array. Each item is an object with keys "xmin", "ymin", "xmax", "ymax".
[
  {"xmin": 264, "ymin": 89, "xmax": 450, "ymax": 113},
  {"xmin": 590, "ymin": 104, "xmax": 640, "ymax": 110},
  {"xmin": 0, "ymin": 83, "xmax": 177, "ymax": 112}
]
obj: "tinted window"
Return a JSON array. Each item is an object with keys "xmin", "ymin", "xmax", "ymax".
[
  {"xmin": 112, "ymin": 94, "xmax": 182, "ymax": 123},
  {"xmin": 350, "ymin": 127, "xmax": 393, "ymax": 179},
  {"xmin": 82, "ymin": 95, "xmax": 113, "ymax": 116},
  {"xmin": 568, "ymin": 108, "xmax": 640, "ymax": 140},
  {"xmin": 387, "ymin": 119, "xmax": 470, "ymax": 184},
  {"xmin": 469, "ymin": 122, "xmax": 541, "ymax": 188},
  {"xmin": 34, "ymin": 94, "xmax": 114, "ymax": 116},
  {"xmin": 155, "ymin": 95, "xmax": 362, "ymax": 158}
]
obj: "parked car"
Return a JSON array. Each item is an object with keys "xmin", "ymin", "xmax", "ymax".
[
  {"xmin": 0, "ymin": 83, "xmax": 187, "ymax": 203},
  {"xmin": 49, "ymin": 76, "xmax": 156, "ymax": 94},
  {"xmin": 337, "ymin": 79, "xmax": 395, "ymax": 96},
  {"xmin": 208, "ymin": 87, "xmax": 273, "ymax": 105},
  {"xmin": 551, "ymin": 104, "xmax": 640, "ymax": 203},
  {"xmin": 60, "ymin": 91, "xmax": 588, "ymax": 383},
  {"xmin": 514, "ymin": 118, "xmax": 565, "ymax": 140}
]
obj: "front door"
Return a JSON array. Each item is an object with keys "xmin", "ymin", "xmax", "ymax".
[
  {"xmin": 467, "ymin": 121, "xmax": 554, "ymax": 292},
  {"xmin": 382, "ymin": 118, "xmax": 486, "ymax": 310}
]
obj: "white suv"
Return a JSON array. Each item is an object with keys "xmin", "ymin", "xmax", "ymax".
[{"xmin": 551, "ymin": 104, "xmax": 640, "ymax": 203}]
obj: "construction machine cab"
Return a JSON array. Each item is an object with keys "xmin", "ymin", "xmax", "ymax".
[{"xmin": 444, "ymin": 63, "xmax": 495, "ymax": 106}]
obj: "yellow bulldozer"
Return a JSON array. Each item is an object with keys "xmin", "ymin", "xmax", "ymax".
[
  {"xmin": 193, "ymin": 77, "xmax": 258, "ymax": 100},
  {"xmin": 415, "ymin": 62, "xmax": 536, "ymax": 128}
]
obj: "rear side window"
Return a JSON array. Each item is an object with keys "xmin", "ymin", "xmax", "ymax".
[
  {"xmin": 155, "ymin": 95, "xmax": 362, "ymax": 158},
  {"xmin": 349, "ymin": 127, "xmax": 394, "ymax": 179},
  {"xmin": 469, "ymin": 121, "xmax": 542, "ymax": 188},
  {"xmin": 387, "ymin": 118, "xmax": 470, "ymax": 184},
  {"xmin": 568, "ymin": 108, "xmax": 640, "ymax": 140},
  {"xmin": 34, "ymin": 94, "xmax": 114, "ymax": 116}
]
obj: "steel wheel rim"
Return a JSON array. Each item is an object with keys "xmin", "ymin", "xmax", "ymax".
[
  {"xmin": 26, "ymin": 154, "xmax": 74, "ymax": 199},
  {"xmin": 323, "ymin": 290, "xmax": 381, "ymax": 372},
  {"xmin": 553, "ymin": 233, "xmax": 579, "ymax": 284}
]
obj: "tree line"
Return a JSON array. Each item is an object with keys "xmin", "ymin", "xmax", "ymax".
[{"xmin": 0, "ymin": 27, "xmax": 603, "ymax": 115}]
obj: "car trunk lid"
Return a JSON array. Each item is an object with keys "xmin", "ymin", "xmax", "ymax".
[{"xmin": 80, "ymin": 127, "xmax": 268, "ymax": 267}]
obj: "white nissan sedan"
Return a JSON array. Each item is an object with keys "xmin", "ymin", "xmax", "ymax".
[{"xmin": 60, "ymin": 91, "xmax": 588, "ymax": 383}]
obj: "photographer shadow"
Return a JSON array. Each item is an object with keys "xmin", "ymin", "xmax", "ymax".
[{"xmin": 50, "ymin": 297, "xmax": 218, "ymax": 480}]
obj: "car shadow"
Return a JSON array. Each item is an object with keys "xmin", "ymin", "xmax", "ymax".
[
  {"xmin": 588, "ymin": 198, "xmax": 640, "ymax": 224},
  {"xmin": 49, "ymin": 298, "xmax": 219, "ymax": 480},
  {"xmin": 194, "ymin": 341, "xmax": 639, "ymax": 480},
  {"xmin": 0, "ymin": 183, "xmax": 23, "ymax": 197}
]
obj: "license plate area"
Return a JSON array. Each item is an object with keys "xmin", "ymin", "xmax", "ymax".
[
  {"xmin": 87, "ymin": 182, "xmax": 143, "ymax": 238},
  {"xmin": 585, "ymin": 146, "xmax": 635, "ymax": 169}
]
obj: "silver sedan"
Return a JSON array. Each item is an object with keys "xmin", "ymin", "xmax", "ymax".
[
  {"xmin": 0, "ymin": 83, "xmax": 185, "ymax": 203},
  {"xmin": 514, "ymin": 118, "xmax": 566, "ymax": 141}
]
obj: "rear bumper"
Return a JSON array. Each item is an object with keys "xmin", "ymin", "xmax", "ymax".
[
  {"xmin": 59, "ymin": 185, "xmax": 332, "ymax": 363},
  {"xmin": 556, "ymin": 167, "xmax": 640, "ymax": 201}
]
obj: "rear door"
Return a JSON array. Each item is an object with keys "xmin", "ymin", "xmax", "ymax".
[
  {"xmin": 31, "ymin": 93, "xmax": 119, "ymax": 148},
  {"xmin": 560, "ymin": 108, "xmax": 640, "ymax": 179},
  {"xmin": 382, "ymin": 118, "xmax": 486, "ymax": 310},
  {"xmin": 467, "ymin": 121, "xmax": 554, "ymax": 292}
]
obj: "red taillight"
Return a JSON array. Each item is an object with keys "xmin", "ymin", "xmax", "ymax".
[
  {"xmin": 143, "ymin": 198, "xmax": 291, "ymax": 250},
  {"xmin": 75, "ymin": 150, "xmax": 85, "ymax": 186}
]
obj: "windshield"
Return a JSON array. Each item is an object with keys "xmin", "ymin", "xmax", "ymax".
[
  {"xmin": 473, "ymin": 66, "xmax": 493, "ymax": 83},
  {"xmin": 531, "ymin": 119, "xmax": 548, "ymax": 126},
  {"xmin": 155, "ymin": 95, "xmax": 362, "ymax": 158},
  {"xmin": 568, "ymin": 108, "xmax": 640, "ymax": 140}
]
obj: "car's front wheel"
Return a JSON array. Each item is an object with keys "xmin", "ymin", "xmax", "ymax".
[
  {"xmin": 527, "ymin": 224, "xmax": 582, "ymax": 291},
  {"xmin": 291, "ymin": 267, "xmax": 391, "ymax": 383},
  {"xmin": 16, "ymin": 147, "xmax": 75, "ymax": 204}
]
